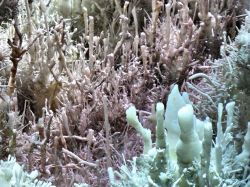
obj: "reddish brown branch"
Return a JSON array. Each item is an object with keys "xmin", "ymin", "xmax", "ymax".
[{"xmin": 7, "ymin": 18, "xmax": 42, "ymax": 95}]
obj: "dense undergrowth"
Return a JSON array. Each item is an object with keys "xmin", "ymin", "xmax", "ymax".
[{"xmin": 0, "ymin": 0, "xmax": 249, "ymax": 186}]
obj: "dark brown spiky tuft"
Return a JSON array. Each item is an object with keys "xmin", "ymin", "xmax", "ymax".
[{"xmin": 0, "ymin": 0, "xmax": 19, "ymax": 24}]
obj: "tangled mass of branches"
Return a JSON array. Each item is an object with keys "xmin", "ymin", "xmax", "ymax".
[{"xmin": 0, "ymin": 0, "xmax": 249, "ymax": 186}]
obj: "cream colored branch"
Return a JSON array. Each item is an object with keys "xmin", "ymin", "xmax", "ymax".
[{"xmin": 62, "ymin": 148, "xmax": 97, "ymax": 167}]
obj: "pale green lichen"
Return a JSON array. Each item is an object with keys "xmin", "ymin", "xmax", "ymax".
[
  {"xmin": 164, "ymin": 85, "xmax": 187, "ymax": 163},
  {"xmin": 0, "ymin": 156, "xmax": 54, "ymax": 187},
  {"xmin": 109, "ymin": 85, "xmax": 249, "ymax": 187},
  {"xmin": 126, "ymin": 106, "xmax": 152, "ymax": 154},
  {"xmin": 176, "ymin": 104, "xmax": 202, "ymax": 168}
]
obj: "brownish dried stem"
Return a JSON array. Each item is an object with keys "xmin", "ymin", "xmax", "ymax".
[
  {"xmin": 40, "ymin": 141, "xmax": 47, "ymax": 173},
  {"xmin": 7, "ymin": 20, "xmax": 25, "ymax": 95},
  {"xmin": 62, "ymin": 148, "xmax": 97, "ymax": 167},
  {"xmin": 53, "ymin": 23, "xmax": 73, "ymax": 81},
  {"xmin": 7, "ymin": 18, "xmax": 41, "ymax": 95},
  {"xmin": 103, "ymin": 96, "xmax": 112, "ymax": 168},
  {"xmin": 28, "ymin": 143, "xmax": 35, "ymax": 172}
]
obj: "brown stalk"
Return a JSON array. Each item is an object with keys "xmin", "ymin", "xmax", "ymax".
[{"xmin": 7, "ymin": 17, "xmax": 41, "ymax": 96}]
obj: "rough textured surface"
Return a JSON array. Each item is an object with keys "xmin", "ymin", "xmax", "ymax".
[
  {"xmin": 0, "ymin": 0, "xmax": 19, "ymax": 24},
  {"xmin": 0, "ymin": 0, "xmax": 249, "ymax": 186}
]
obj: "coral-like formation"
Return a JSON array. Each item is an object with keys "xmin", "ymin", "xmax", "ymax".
[
  {"xmin": 189, "ymin": 10, "xmax": 250, "ymax": 150},
  {"xmin": 0, "ymin": 156, "xmax": 54, "ymax": 187},
  {"xmin": 109, "ymin": 85, "xmax": 250, "ymax": 186},
  {"xmin": 0, "ymin": 0, "xmax": 249, "ymax": 186}
]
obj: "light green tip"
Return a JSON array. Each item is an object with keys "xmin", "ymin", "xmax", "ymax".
[
  {"xmin": 178, "ymin": 104, "xmax": 194, "ymax": 133},
  {"xmin": 156, "ymin": 102, "xmax": 164, "ymax": 114},
  {"xmin": 126, "ymin": 106, "xmax": 138, "ymax": 125}
]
